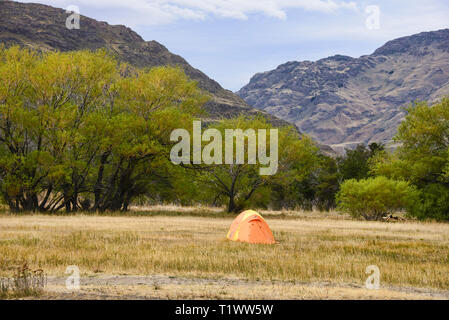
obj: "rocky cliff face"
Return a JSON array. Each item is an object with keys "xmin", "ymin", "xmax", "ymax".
[
  {"xmin": 237, "ymin": 29, "xmax": 449, "ymax": 152},
  {"xmin": 0, "ymin": 1, "xmax": 288, "ymax": 127}
]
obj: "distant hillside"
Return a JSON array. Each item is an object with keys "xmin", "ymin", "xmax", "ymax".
[{"xmin": 237, "ymin": 29, "xmax": 449, "ymax": 152}]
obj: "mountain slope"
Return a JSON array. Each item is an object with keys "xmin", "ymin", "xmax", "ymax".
[
  {"xmin": 0, "ymin": 0, "xmax": 286, "ymax": 126},
  {"xmin": 237, "ymin": 29, "xmax": 449, "ymax": 152}
]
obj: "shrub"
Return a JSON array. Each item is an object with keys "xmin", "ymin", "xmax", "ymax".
[
  {"xmin": 408, "ymin": 183, "xmax": 449, "ymax": 221},
  {"xmin": 336, "ymin": 176, "xmax": 419, "ymax": 220}
]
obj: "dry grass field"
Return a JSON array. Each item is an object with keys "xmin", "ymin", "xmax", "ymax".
[{"xmin": 0, "ymin": 208, "xmax": 448, "ymax": 299}]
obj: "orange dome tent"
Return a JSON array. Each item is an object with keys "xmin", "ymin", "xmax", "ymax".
[{"xmin": 226, "ymin": 210, "xmax": 275, "ymax": 244}]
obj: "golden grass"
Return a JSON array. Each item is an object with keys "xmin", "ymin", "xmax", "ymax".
[
  {"xmin": 0, "ymin": 212, "xmax": 448, "ymax": 298},
  {"xmin": 129, "ymin": 205, "xmax": 349, "ymax": 219},
  {"xmin": 129, "ymin": 204, "xmax": 224, "ymax": 213}
]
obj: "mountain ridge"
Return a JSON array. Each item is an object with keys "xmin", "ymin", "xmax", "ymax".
[{"xmin": 238, "ymin": 29, "xmax": 449, "ymax": 152}]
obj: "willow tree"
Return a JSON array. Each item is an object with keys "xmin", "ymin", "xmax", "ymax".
[
  {"xmin": 0, "ymin": 45, "xmax": 207, "ymax": 212},
  {"xmin": 174, "ymin": 116, "xmax": 320, "ymax": 212},
  {"xmin": 89, "ymin": 66, "xmax": 207, "ymax": 211}
]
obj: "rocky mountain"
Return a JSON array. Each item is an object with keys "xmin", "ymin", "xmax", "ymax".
[
  {"xmin": 237, "ymin": 29, "xmax": 449, "ymax": 152},
  {"xmin": 0, "ymin": 0, "xmax": 290, "ymax": 128}
]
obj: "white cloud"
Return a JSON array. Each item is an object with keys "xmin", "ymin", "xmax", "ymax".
[{"xmin": 18, "ymin": 0, "xmax": 358, "ymax": 25}]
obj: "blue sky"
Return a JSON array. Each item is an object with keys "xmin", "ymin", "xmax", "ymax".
[{"xmin": 18, "ymin": 0, "xmax": 449, "ymax": 91}]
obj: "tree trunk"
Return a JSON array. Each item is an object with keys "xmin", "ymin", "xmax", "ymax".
[
  {"xmin": 227, "ymin": 195, "xmax": 236, "ymax": 213},
  {"xmin": 93, "ymin": 153, "xmax": 109, "ymax": 210}
]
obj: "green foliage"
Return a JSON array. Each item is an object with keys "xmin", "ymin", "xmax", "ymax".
[
  {"xmin": 0, "ymin": 45, "xmax": 324, "ymax": 214},
  {"xmin": 395, "ymin": 99, "xmax": 449, "ymax": 186},
  {"xmin": 268, "ymin": 154, "xmax": 337, "ymax": 211},
  {"xmin": 336, "ymin": 176, "xmax": 419, "ymax": 220},
  {"xmin": 408, "ymin": 184, "xmax": 449, "ymax": 221},
  {"xmin": 338, "ymin": 143, "xmax": 384, "ymax": 181},
  {"xmin": 261, "ymin": 142, "xmax": 384, "ymax": 212},
  {"xmin": 282, "ymin": 143, "xmax": 385, "ymax": 212},
  {"xmin": 370, "ymin": 98, "xmax": 449, "ymax": 220},
  {"xmin": 5, "ymin": 46, "xmax": 449, "ymax": 221},
  {"xmin": 0, "ymin": 46, "xmax": 207, "ymax": 212},
  {"xmin": 187, "ymin": 116, "xmax": 320, "ymax": 212},
  {"xmin": 314, "ymin": 155, "xmax": 341, "ymax": 211},
  {"xmin": 372, "ymin": 99, "xmax": 449, "ymax": 185}
]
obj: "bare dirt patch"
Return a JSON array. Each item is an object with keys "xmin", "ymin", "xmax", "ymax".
[{"xmin": 41, "ymin": 274, "xmax": 449, "ymax": 300}]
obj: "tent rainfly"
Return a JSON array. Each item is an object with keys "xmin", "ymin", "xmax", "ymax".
[{"xmin": 226, "ymin": 210, "xmax": 275, "ymax": 244}]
